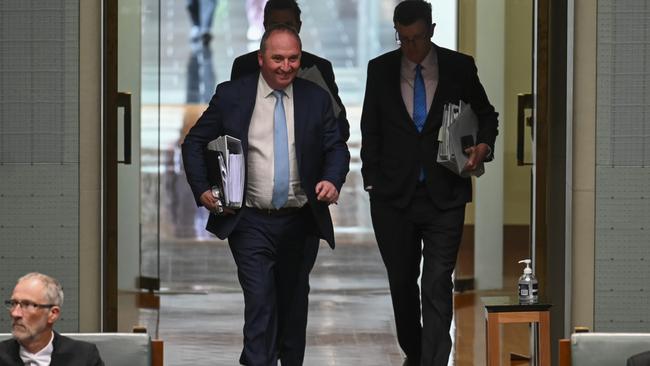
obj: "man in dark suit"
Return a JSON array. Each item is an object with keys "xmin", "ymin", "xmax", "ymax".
[
  {"xmin": 230, "ymin": 0, "xmax": 349, "ymax": 142},
  {"xmin": 0, "ymin": 273, "xmax": 104, "ymax": 366},
  {"xmin": 360, "ymin": 1, "xmax": 498, "ymax": 365},
  {"xmin": 628, "ymin": 351, "xmax": 650, "ymax": 366},
  {"xmin": 182, "ymin": 24, "xmax": 349, "ymax": 366}
]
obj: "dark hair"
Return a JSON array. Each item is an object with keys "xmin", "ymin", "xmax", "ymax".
[
  {"xmin": 259, "ymin": 23, "xmax": 302, "ymax": 54},
  {"xmin": 393, "ymin": 0, "xmax": 432, "ymax": 27},
  {"xmin": 264, "ymin": 0, "xmax": 302, "ymax": 24}
]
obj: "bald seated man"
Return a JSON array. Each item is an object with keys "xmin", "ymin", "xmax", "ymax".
[{"xmin": 0, "ymin": 272, "xmax": 104, "ymax": 366}]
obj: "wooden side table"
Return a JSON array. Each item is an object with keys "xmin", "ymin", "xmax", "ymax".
[{"xmin": 482, "ymin": 296, "xmax": 552, "ymax": 366}]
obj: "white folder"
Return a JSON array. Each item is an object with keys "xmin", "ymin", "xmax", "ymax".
[
  {"xmin": 207, "ymin": 135, "xmax": 245, "ymax": 208},
  {"xmin": 436, "ymin": 101, "xmax": 485, "ymax": 177}
]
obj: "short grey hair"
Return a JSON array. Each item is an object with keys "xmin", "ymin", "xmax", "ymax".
[{"xmin": 18, "ymin": 272, "xmax": 64, "ymax": 307}]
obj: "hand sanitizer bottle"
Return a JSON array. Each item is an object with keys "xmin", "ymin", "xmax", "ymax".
[{"xmin": 518, "ymin": 259, "xmax": 538, "ymax": 304}]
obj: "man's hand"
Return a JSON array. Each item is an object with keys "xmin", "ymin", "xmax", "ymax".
[
  {"xmin": 315, "ymin": 181, "xmax": 339, "ymax": 204},
  {"xmin": 463, "ymin": 143, "xmax": 490, "ymax": 172},
  {"xmin": 199, "ymin": 190, "xmax": 235, "ymax": 215}
]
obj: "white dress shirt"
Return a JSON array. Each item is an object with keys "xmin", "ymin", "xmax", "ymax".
[
  {"xmin": 245, "ymin": 75, "xmax": 307, "ymax": 209},
  {"xmin": 400, "ymin": 47, "xmax": 438, "ymax": 121},
  {"xmin": 19, "ymin": 332, "xmax": 54, "ymax": 366}
]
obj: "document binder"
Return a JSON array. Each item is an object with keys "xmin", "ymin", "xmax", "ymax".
[
  {"xmin": 436, "ymin": 100, "xmax": 485, "ymax": 177},
  {"xmin": 206, "ymin": 135, "xmax": 245, "ymax": 209}
]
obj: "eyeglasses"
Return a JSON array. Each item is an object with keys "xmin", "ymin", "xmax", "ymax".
[
  {"xmin": 395, "ymin": 30, "xmax": 431, "ymax": 46},
  {"xmin": 4, "ymin": 300, "xmax": 56, "ymax": 312}
]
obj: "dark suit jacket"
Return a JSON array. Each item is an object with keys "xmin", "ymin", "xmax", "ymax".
[
  {"xmin": 182, "ymin": 73, "xmax": 350, "ymax": 248},
  {"xmin": 0, "ymin": 332, "xmax": 104, "ymax": 366},
  {"xmin": 628, "ymin": 350, "xmax": 650, "ymax": 366},
  {"xmin": 360, "ymin": 45, "xmax": 499, "ymax": 209},
  {"xmin": 230, "ymin": 50, "xmax": 350, "ymax": 142}
]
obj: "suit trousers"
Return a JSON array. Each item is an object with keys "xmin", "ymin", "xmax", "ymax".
[
  {"xmin": 370, "ymin": 185, "xmax": 465, "ymax": 366},
  {"xmin": 228, "ymin": 206, "xmax": 319, "ymax": 366}
]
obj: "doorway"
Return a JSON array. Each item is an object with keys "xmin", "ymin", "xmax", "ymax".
[{"xmin": 102, "ymin": 0, "xmax": 563, "ymax": 364}]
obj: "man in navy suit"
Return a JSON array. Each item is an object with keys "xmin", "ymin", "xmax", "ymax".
[
  {"xmin": 360, "ymin": 1, "xmax": 498, "ymax": 365},
  {"xmin": 182, "ymin": 24, "xmax": 349, "ymax": 366},
  {"xmin": 230, "ymin": 0, "xmax": 349, "ymax": 142},
  {"xmin": 0, "ymin": 273, "xmax": 104, "ymax": 366}
]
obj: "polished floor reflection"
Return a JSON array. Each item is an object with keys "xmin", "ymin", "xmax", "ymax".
[
  {"xmin": 133, "ymin": 1, "xmax": 532, "ymax": 364},
  {"xmin": 154, "ymin": 236, "xmax": 405, "ymax": 365},
  {"xmin": 139, "ymin": 235, "xmax": 531, "ymax": 365}
]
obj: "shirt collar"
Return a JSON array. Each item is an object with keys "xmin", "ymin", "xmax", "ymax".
[
  {"xmin": 401, "ymin": 45, "xmax": 437, "ymax": 73},
  {"xmin": 258, "ymin": 74, "xmax": 293, "ymax": 99},
  {"xmin": 19, "ymin": 332, "xmax": 54, "ymax": 365}
]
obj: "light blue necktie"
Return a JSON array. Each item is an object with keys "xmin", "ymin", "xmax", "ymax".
[
  {"xmin": 271, "ymin": 90, "xmax": 289, "ymax": 209},
  {"xmin": 413, "ymin": 64, "xmax": 427, "ymax": 132},
  {"xmin": 413, "ymin": 64, "xmax": 426, "ymax": 181}
]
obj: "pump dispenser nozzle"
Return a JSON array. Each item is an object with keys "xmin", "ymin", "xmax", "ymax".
[{"xmin": 518, "ymin": 259, "xmax": 532, "ymax": 274}]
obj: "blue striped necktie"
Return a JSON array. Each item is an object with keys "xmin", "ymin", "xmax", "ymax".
[
  {"xmin": 271, "ymin": 90, "xmax": 289, "ymax": 209},
  {"xmin": 413, "ymin": 64, "xmax": 427, "ymax": 132}
]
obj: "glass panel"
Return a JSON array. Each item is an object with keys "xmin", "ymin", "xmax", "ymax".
[
  {"xmin": 141, "ymin": 0, "xmax": 162, "ymax": 288},
  {"xmin": 117, "ymin": 0, "xmax": 161, "ymax": 333},
  {"xmin": 154, "ymin": 0, "xmax": 457, "ymax": 273},
  {"xmin": 139, "ymin": 0, "xmax": 162, "ymax": 338},
  {"xmin": 155, "ymin": 0, "xmax": 401, "ymax": 255}
]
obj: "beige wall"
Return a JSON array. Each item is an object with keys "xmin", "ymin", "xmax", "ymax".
[
  {"xmin": 571, "ymin": 0, "xmax": 596, "ymax": 330},
  {"xmin": 458, "ymin": 0, "xmax": 476, "ymax": 57},
  {"xmin": 458, "ymin": 0, "xmax": 532, "ymax": 226},
  {"xmin": 503, "ymin": 1, "xmax": 533, "ymax": 226},
  {"xmin": 79, "ymin": 0, "xmax": 102, "ymax": 332}
]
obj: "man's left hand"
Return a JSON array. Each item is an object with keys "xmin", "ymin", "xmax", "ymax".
[
  {"xmin": 315, "ymin": 181, "xmax": 339, "ymax": 204},
  {"xmin": 463, "ymin": 143, "xmax": 490, "ymax": 172}
]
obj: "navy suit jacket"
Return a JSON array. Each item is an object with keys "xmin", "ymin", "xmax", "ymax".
[
  {"xmin": 182, "ymin": 73, "xmax": 350, "ymax": 248},
  {"xmin": 230, "ymin": 50, "xmax": 350, "ymax": 142},
  {"xmin": 0, "ymin": 332, "xmax": 104, "ymax": 366},
  {"xmin": 360, "ymin": 45, "xmax": 499, "ymax": 209}
]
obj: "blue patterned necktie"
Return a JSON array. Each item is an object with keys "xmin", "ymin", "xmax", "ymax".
[
  {"xmin": 413, "ymin": 64, "xmax": 427, "ymax": 132},
  {"xmin": 271, "ymin": 90, "xmax": 289, "ymax": 209},
  {"xmin": 413, "ymin": 65, "xmax": 426, "ymax": 181}
]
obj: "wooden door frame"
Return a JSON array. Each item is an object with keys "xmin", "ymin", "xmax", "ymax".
[
  {"xmin": 103, "ymin": 0, "xmax": 119, "ymax": 332},
  {"xmin": 534, "ymin": 0, "xmax": 549, "ymax": 296},
  {"xmin": 535, "ymin": 0, "xmax": 569, "ymax": 361}
]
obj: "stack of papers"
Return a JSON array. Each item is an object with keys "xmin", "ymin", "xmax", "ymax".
[
  {"xmin": 207, "ymin": 135, "xmax": 245, "ymax": 208},
  {"xmin": 436, "ymin": 101, "xmax": 485, "ymax": 177}
]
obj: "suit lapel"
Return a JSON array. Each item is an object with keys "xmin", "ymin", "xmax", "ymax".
[
  {"xmin": 6, "ymin": 339, "xmax": 22, "ymax": 364},
  {"xmin": 50, "ymin": 331, "xmax": 63, "ymax": 366},
  {"xmin": 389, "ymin": 50, "xmax": 419, "ymax": 135},
  {"xmin": 238, "ymin": 74, "xmax": 259, "ymax": 156},
  {"xmin": 292, "ymin": 80, "xmax": 306, "ymax": 167},
  {"xmin": 423, "ymin": 44, "xmax": 451, "ymax": 133},
  {"xmin": 431, "ymin": 44, "xmax": 452, "ymax": 108}
]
